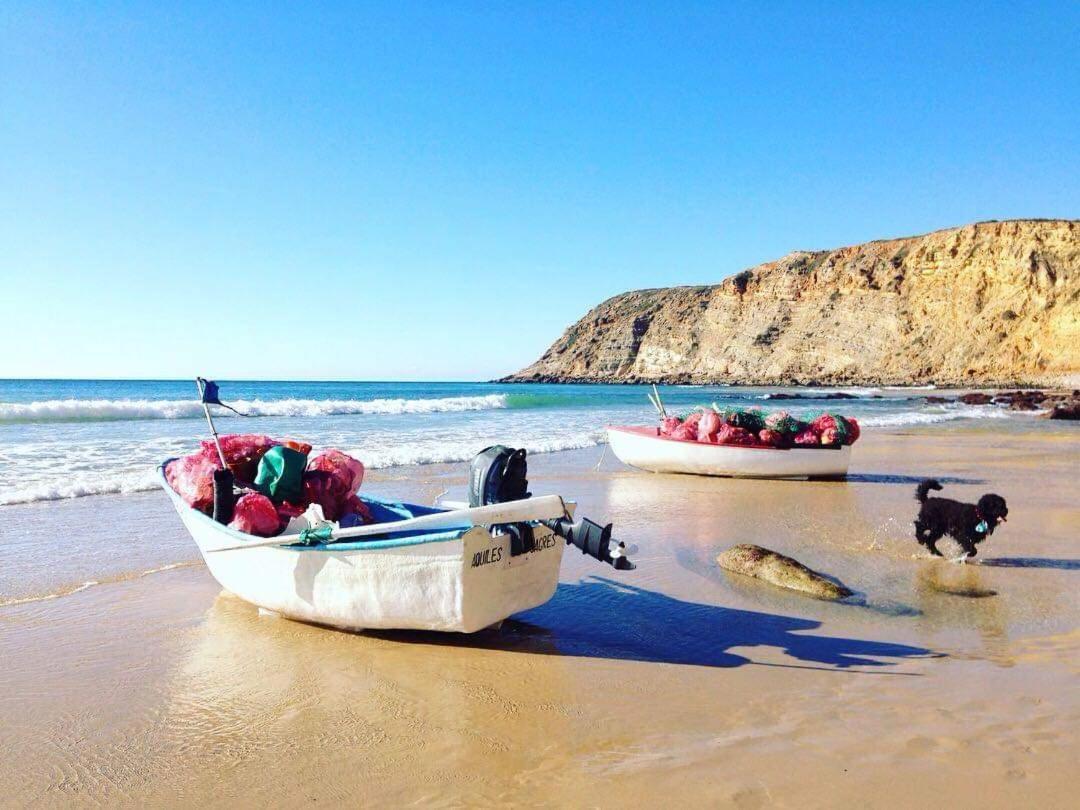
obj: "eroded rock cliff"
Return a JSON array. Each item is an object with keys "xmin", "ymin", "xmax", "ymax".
[{"xmin": 506, "ymin": 220, "xmax": 1079, "ymax": 386}]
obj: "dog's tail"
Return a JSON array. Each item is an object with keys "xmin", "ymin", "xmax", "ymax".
[{"xmin": 916, "ymin": 479, "xmax": 943, "ymax": 502}]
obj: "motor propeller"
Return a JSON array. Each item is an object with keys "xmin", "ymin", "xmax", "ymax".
[
  {"xmin": 469, "ymin": 445, "xmax": 635, "ymax": 571},
  {"xmin": 543, "ymin": 515, "xmax": 635, "ymax": 570}
]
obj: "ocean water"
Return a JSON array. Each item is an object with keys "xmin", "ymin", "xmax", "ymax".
[{"xmin": 0, "ymin": 379, "xmax": 1022, "ymax": 506}]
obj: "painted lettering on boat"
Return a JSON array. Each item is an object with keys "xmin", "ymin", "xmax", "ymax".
[
  {"xmin": 471, "ymin": 534, "xmax": 557, "ymax": 567},
  {"xmin": 471, "ymin": 547, "xmax": 503, "ymax": 567},
  {"xmin": 534, "ymin": 535, "xmax": 557, "ymax": 551}
]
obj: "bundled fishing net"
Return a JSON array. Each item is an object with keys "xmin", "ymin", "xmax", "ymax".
[
  {"xmin": 716, "ymin": 407, "xmax": 766, "ymax": 434},
  {"xmin": 201, "ymin": 434, "xmax": 280, "ymax": 483},
  {"xmin": 659, "ymin": 416, "xmax": 683, "ymax": 436},
  {"xmin": 763, "ymin": 410, "xmax": 806, "ymax": 436},
  {"xmin": 758, "ymin": 428, "xmax": 785, "ymax": 447},
  {"xmin": 308, "ymin": 449, "xmax": 365, "ymax": 497},
  {"xmin": 165, "ymin": 452, "xmax": 220, "ymax": 513},
  {"xmin": 167, "ymin": 434, "xmax": 370, "ymax": 530},
  {"xmin": 655, "ymin": 404, "xmax": 861, "ymax": 447},
  {"xmin": 229, "ymin": 492, "xmax": 280, "ymax": 537},
  {"xmin": 715, "ymin": 423, "xmax": 757, "ymax": 446},
  {"xmin": 697, "ymin": 410, "xmax": 722, "ymax": 442},
  {"xmin": 809, "ymin": 413, "xmax": 860, "ymax": 446}
]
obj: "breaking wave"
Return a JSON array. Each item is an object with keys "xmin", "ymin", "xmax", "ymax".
[
  {"xmin": 0, "ymin": 470, "xmax": 162, "ymax": 506},
  {"xmin": 860, "ymin": 406, "xmax": 1012, "ymax": 427},
  {"xmin": 0, "ymin": 433, "xmax": 605, "ymax": 506},
  {"xmin": 0, "ymin": 394, "xmax": 511, "ymax": 424}
]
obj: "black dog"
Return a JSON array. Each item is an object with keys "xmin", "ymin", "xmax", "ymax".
[{"xmin": 914, "ymin": 480, "xmax": 1008, "ymax": 558}]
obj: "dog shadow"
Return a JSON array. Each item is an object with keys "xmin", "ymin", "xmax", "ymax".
[
  {"xmin": 845, "ymin": 473, "xmax": 985, "ymax": 485},
  {"xmin": 370, "ymin": 577, "xmax": 939, "ymax": 673},
  {"xmin": 978, "ymin": 557, "xmax": 1080, "ymax": 570}
]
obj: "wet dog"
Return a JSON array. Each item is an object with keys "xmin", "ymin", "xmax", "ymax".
[{"xmin": 914, "ymin": 480, "xmax": 1008, "ymax": 558}]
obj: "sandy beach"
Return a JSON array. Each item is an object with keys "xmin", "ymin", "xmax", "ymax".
[{"xmin": 1, "ymin": 423, "xmax": 1077, "ymax": 807}]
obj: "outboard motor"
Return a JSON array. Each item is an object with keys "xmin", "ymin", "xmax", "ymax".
[{"xmin": 468, "ymin": 446, "xmax": 634, "ymax": 570}]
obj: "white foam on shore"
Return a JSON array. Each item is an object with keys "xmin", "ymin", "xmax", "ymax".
[
  {"xmin": 0, "ymin": 433, "xmax": 605, "ymax": 506},
  {"xmin": 0, "ymin": 562, "xmax": 199, "ymax": 607},
  {"xmin": 0, "ymin": 394, "xmax": 510, "ymax": 424},
  {"xmin": 860, "ymin": 405, "xmax": 1011, "ymax": 427},
  {"xmin": 346, "ymin": 432, "xmax": 604, "ymax": 470},
  {"xmin": 0, "ymin": 470, "xmax": 161, "ymax": 506}
]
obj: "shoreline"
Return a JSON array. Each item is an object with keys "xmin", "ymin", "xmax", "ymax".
[
  {"xmin": 497, "ymin": 374, "xmax": 1080, "ymax": 389},
  {"xmin": 2, "ymin": 423, "xmax": 1078, "ymax": 806}
]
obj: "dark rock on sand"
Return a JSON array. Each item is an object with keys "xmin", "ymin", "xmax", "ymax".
[
  {"xmin": 946, "ymin": 388, "xmax": 1079, "ymax": 416},
  {"xmin": 1047, "ymin": 398, "xmax": 1080, "ymax": 420},
  {"xmin": 716, "ymin": 544, "xmax": 853, "ymax": 601}
]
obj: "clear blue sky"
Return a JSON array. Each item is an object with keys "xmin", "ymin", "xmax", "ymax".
[{"xmin": 2, "ymin": 2, "xmax": 1077, "ymax": 381}]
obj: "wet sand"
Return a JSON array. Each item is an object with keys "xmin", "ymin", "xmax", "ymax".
[{"xmin": 1, "ymin": 426, "xmax": 1078, "ymax": 807}]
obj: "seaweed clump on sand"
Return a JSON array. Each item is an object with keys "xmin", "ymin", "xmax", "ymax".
[{"xmin": 716, "ymin": 544, "xmax": 854, "ymax": 601}]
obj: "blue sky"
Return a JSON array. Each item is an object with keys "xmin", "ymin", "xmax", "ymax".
[{"xmin": 2, "ymin": 2, "xmax": 1077, "ymax": 380}]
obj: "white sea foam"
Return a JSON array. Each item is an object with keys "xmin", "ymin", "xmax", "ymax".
[
  {"xmin": 0, "ymin": 394, "xmax": 510, "ymax": 424},
  {"xmin": 860, "ymin": 406, "xmax": 1011, "ymax": 427},
  {"xmin": 0, "ymin": 432, "xmax": 605, "ymax": 506},
  {"xmin": 0, "ymin": 469, "xmax": 162, "ymax": 506},
  {"xmin": 0, "ymin": 562, "xmax": 200, "ymax": 607},
  {"xmin": 346, "ymin": 432, "xmax": 604, "ymax": 470}
]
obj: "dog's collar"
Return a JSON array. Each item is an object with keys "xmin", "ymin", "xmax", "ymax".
[{"xmin": 974, "ymin": 508, "xmax": 990, "ymax": 534}]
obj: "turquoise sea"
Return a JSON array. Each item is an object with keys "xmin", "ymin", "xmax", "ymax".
[{"xmin": 0, "ymin": 379, "xmax": 1019, "ymax": 506}]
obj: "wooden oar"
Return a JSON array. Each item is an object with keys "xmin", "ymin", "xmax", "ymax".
[{"xmin": 207, "ymin": 494, "xmax": 569, "ymax": 553}]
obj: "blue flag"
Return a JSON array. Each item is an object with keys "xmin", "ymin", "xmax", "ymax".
[{"xmin": 197, "ymin": 378, "xmax": 247, "ymax": 416}]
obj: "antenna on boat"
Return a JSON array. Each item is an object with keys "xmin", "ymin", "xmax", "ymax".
[
  {"xmin": 195, "ymin": 377, "xmax": 237, "ymax": 524},
  {"xmin": 195, "ymin": 377, "xmax": 229, "ymax": 468},
  {"xmin": 649, "ymin": 384, "xmax": 667, "ymax": 419}
]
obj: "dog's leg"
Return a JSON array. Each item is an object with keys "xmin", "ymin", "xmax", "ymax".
[
  {"xmin": 923, "ymin": 529, "xmax": 945, "ymax": 557},
  {"xmin": 914, "ymin": 520, "xmax": 934, "ymax": 545}
]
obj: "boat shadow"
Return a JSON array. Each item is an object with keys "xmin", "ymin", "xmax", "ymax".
[
  {"xmin": 845, "ymin": 473, "xmax": 986, "ymax": 485},
  {"xmin": 978, "ymin": 557, "xmax": 1080, "ymax": 570},
  {"xmin": 370, "ymin": 577, "xmax": 939, "ymax": 673}
]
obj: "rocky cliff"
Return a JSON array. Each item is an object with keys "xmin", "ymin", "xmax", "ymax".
[{"xmin": 505, "ymin": 220, "xmax": 1079, "ymax": 386}]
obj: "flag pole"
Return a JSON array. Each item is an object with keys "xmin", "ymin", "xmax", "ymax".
[{"xmin": 195, "ymin": 377, "xmax": 228, "ymax": 469}]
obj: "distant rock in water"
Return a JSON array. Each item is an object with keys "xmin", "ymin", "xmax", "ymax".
[
  {"xmin": 716, "ymin": 544, "xmax": 853, "ymax": 601},
  {"xmin": 503, "ymin": 220, "xmax": 1079, "ymax": 387},
  {"xmin": 763, "ymin": 392, "xmax": 859, "ymax": 400},
  {"xmin": 1047, "ymin": 397, "xmax": 1080, "ymax": 420}
]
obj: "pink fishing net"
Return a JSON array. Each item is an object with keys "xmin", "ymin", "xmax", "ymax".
[
  {"xmin": 229, "ymin": 492, "xmax": 280, "ymax": 537},
  {"xmin": 165, "ymin": 453, "xmax": 220, "ymax": 513},
  {"xmin": 167, "ymin": 435, "xmax": 369, "ymax": 532},
  {"xmin": 307, "ymin": 449, "xmax": 365, "ymax": 498}
]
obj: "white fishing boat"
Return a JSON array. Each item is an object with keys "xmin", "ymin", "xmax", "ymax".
[
  {"xmin": 159, "ymin": 463, "xmax": 582, "ymax": 633},
  {"xmin": 160, "ymin": 380, "xmax": 633, "ymax": 634},
  {"xmin": 606, "ymin": 426, "xmax": 852, "ymax": 479}
]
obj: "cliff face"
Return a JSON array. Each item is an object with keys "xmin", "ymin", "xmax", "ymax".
[{"xmin": 506, "ymin": 220, "xmax": 1080, "ymax": 386}]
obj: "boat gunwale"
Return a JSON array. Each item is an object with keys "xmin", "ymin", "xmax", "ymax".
[
  {"xmin": 606, "ymin": 425, "xmax": 849, "ymax": 452},
  {"xmin": 158, "ymin": 460, "xmax": 471, "ymax": 552}
]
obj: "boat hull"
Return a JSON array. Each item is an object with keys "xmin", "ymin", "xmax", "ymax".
[
  {"xmin": 160, "ymin": 468, "xmax": 564, "ymax": 633},
  {"xmin": 606, "ymin": 426, "xmax": 851, "ymax": 479}
]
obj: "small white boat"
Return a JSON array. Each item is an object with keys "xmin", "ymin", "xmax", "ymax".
[
  {"xmin": 159, "ymin": 463, "xmax": 570, "ymax": 633},
  {"xmin": 606, "ymin": 426, "xmax": 851, "ymax": 479}
]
